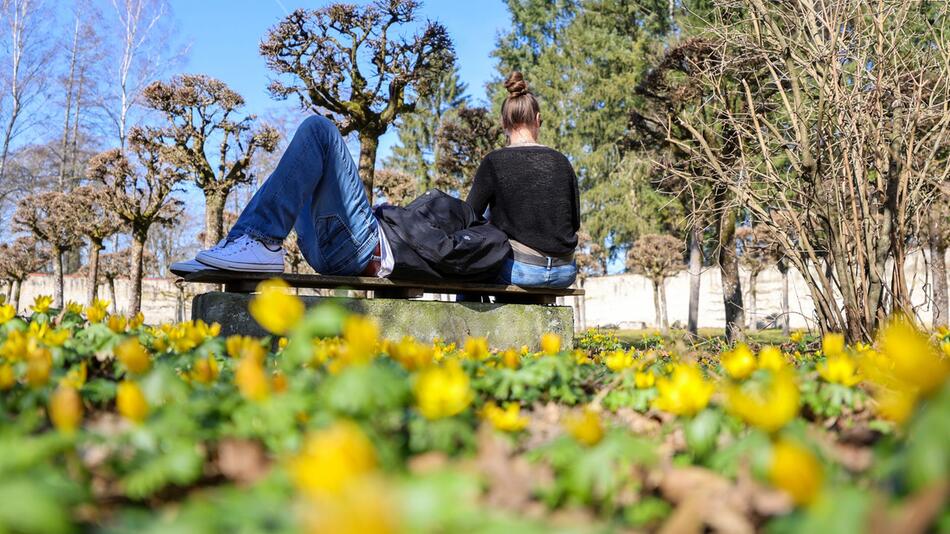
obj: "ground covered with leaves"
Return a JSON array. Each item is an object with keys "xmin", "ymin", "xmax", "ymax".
[{"xmin": 1, "ymin": 281, "xmax": 949, "ymax": 533}]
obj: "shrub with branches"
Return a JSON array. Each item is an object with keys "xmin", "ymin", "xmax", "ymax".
[
  {"xmin": 0, "ymin": 237, "xmax": 49, "ymax": 310},
  {"xmin": 13, "ymin": 191, "xmax": 83, "ymax": 308},
  {"xmin": 71, "ymin": 185, "xmax": 123, "ymax": 304}
]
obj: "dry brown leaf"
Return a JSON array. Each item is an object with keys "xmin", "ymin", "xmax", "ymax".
[
  {"xmin": 216, "ymin": 438, "xmax": 270, "ymax": 485},
  {"xmin": 474, "ymin": 423, "xmax": 551, "ymax": 512}
]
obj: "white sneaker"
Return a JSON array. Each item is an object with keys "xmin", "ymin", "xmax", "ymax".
[
  {"xmin": 170, "ymin": 258, "xmax": 218, "ymax": 277},
  {"xmin": 195, "ymin": 234, "xmax": 285, "ymax": 273}
]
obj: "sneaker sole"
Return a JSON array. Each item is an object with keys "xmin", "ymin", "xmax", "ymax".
[{"xmin": 195, "ymin": 253, "xmax": 285, "ymax": 273}]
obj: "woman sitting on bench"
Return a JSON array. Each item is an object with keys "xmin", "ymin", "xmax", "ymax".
[{"xmin": 172, "ymin": 71, "xmax": 578, "ymax": 288}]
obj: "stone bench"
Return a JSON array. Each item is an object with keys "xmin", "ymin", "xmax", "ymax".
[{"xmin": 181, "ymin": 270, "xmax": 583, "ymax": 349}]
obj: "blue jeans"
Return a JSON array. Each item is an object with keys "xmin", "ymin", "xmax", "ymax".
[
  {"xmin": 496, "ymin": 258, "xmax": 577, "ymax": 288},
  {"xmin": 228, "ymin": 115, "xmax": 378, "ymax": 275}
]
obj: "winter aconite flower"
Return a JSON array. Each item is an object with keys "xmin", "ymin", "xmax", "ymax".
[
  {"xmin": 116, "ymin": 381, "xmax": 149, "ymax": 423},
  {"xmin": 387, "ymin": 336, "xmax": 433, "ymax": 371},
  {"xmin": 65, "ymin": 301, "xmax": 84, "ymax": 315},
  {"xmin": 31, "ymin": 295, "xmax": 53, "ymax": 314},
  {"xmin": 769, "ymin": 439, "xmax": 823, "ymax": 506},
  {"xmin": 413, "ymin": 360, "xmax": 472, "ymax": 419},
  {"xmin": 721, "ymin": 343, "xmax": 756, "ymax": 380},
  {"xmin": 727, "ymin": 369, "xmax": 800, "ymax": 433},
  {"xmin": 0, "ymin": 304, "xmax": 15, "ymax": 324},
  {"xmin": 540, "ymin": 332, "xmax": 561, "ymax": 355},
  {"xmin": 605, "ymin": 349, "xmax": 634, "ymax": 372},
  {"xmin": 107, "ymin": 315, "xmax": 127, "ymax": 333},
  {"xmin": 482, "ymin": 402, "xmax": 529, "ymax": 432},
  {"xmin": 789, "ymin": 331, "xmax": 805, "ymax": 343},
  {"xmin": 875, "ymin": 315, "xmax": 949, "ymax": 396},
  {"xmin": 501, "ymin": 348, "xmax": 520, "ymax": 369},
  {"xmin": 289, "ymin": 420, "xmax": 377, "ymax": 497},
  {"xmin": 341, "ymin": 315, "xmax": 380, "ymax": 365},
  {"xmin": 817, "ymin": 353, "xmax": 861, "ymax": 386},
  {"xmin": 757, "ymin": 346, "xmax": 786, "ymax": 372},
  {"xmin": 26, "ymin": 348, "xmax": 52, "ymax": 388},
  {"xmin": 463, "ymin": 337, "xmax": 489, "ymax": 360},
  {"xmin": 114, "ymin": 338, "xmax": 151, "ymax": 375},
  {"xmin": 235, "ymin": 355, "xmax": 270, "ymax": 401},
  {"xmin": 49, "ymin": 384, "xmax": 82, "ymax": 434},
  {"xmin": 189, "ymin": 355, "xmax": 220, "ymax": 385},
  {"xmin": 248, "ymin": 278, "xmax": 304, "ymax": 335},
  {"xmin": 225, "ymin": 335, "xmax": 265, "ymax": 360},
  {"xmin": 634, "ymin": 370, "xmax": 656, "ymax": 389},
  {"xmin": 564, "ymin": 407, "xmax": 604, "ymax": 446},
  {"xmin": 821, "ymin": 333, "xmax": 845, "ymax": 357},
  {"xmin": 85, "ymin": 299, "xmax": 109, "ymax": 324},
  {"xmin": 653, "ymin": 364, "xmax": 714, "ymax": 417},
  {"xmin": 0, "ymin": 364, "xmax": 14, "ymax": 390}
]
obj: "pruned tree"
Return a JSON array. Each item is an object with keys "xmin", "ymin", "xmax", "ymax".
[
  {"xmin": 13, "ymin": 191, "xmax": 83, "ymax": 307},
  {"xmin": 87, "ymin": 127, "xmax": 185, "ymax": 313},
  {"xmin": 373, "ymin": 168, "xmax": 417, "ymax": 206},
  {"xmin": 71, "ymin": 185, "xmax": 123, "ymax": 304},
  {"xmin": 80, "ymin": 247, "xmax": 156, "ymax": 314},
  {"xmin": 626, "ymin": 234, "xmax": 685, "ymax": 333},
  {"xmin": 260, "ymin": 1, "xmax": 455, "ymax": 200},
  {"xmin": 141, "ymin": 74, "xmax": 279, "ymax": 247},
  {"xmin": 435, "ymin": 106, "xmax": 505, "ymax": 195},
  {"xmin": 0, "ymin": 237, "xmax": 48, "ymax": 310},
  {"xmin": 737, "ymin": 225, "xmax": 779, "ymax": 332}
]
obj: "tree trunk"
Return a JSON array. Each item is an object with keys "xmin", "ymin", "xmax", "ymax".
[
  {"xmin": 748, "ymin": 272, "xmax": 758, "ymax": 332},
  {"xmin": 203, "ymin": 188, "xmax": 228, "ymax": 248},
  {"xmin": 357, "ymin": 133, "xmax": 379, "ymax": 203},
  {"xmin": 52, "ymin": 246, "xmax": 65, "ymax": 309},
  {"xmin": 779, "ymin": 260, "xmax": 790, "ymax": 336},
  {"xmin": 658, "ymin": 278, "xmax": 670, "ymax": 333},
  {"xmin": 930, "ymin": 214, "xmax": 948, "ymax": 328},
  {"xmin": 11, "ymin": 280, "xmax": 21, "ymax": 312},
  {"xmin": 578, "ymin": 277, "xmax": 587, "ymax": 331},
  {"xmin": 129, "ymin": 237, "xmax": 146, "ymax": 314},
  {"xmin": 86, "ymin": 241, "xmax": 102, "ymax": 305},
  {"xmin": 718, "ymin": 207, "xmax": 744, "ymax": 342},
  {"xmin": 687, "ymin": 225, "xmax": 702, "ymax": 337},
  {"xmin": 107, "ymin": 278, "xmax": 117, "ymax": 314}
]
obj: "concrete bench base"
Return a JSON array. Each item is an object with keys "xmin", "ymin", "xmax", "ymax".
[{"xmin": 192, "ymin": 292, "xmax": 574, "ymax": 350}]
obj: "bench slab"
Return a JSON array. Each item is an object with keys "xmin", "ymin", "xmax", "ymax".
[
  {"xmin": 182, "ymin": 270, "xmax": 583, "ymax": 305},
  {"xmin": 192, "ymin": 291, "xmax": 574, "ymax": 350}
]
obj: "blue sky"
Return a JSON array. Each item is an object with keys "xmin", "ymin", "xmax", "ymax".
[{"xmin": 175, "ymin": 0, "xmax": 511, "ymax": 160}]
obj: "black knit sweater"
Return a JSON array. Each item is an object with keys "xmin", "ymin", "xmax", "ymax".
[{"xmin": 465, "ymin": 145, "xmax": 580, "ymax": 256}]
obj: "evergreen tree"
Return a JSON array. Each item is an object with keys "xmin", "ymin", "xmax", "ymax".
[{"xmin": 385, "ymin": 66, "xmax": 468, "ymax": 194}]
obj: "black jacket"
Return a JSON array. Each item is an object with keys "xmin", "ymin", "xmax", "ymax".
[{"xmin": 375, "ymin": 189, "xmax": 511, "ymax": 282}]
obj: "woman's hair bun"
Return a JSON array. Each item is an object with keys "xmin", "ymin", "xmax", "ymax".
[{"xmin": 504, "ymin": 71, "xmax": 529, "ymax": 98}]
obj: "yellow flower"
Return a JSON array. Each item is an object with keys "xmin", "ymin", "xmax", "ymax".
[
  {"xmin": 769, "ymin": 439, "xmax": 823, "ymax": 506},
  {"xmin": 873, "ymin": 388, "xmax": 917, "ymax": 424},
  {"xmin": 25, "ymin": 348, "xmax": 52, "ymax": 388},
  {"xmin": 168, "ymin": 320, "xmax": 219, "ymax": 352},
  {"xmin": 49, "ymin": 384, "xmax": 83, "ymax": 434},
  {"xmin": 540, "ymin": 332, "xmax": 561, "ymax": 355},
  {"xmin": 727, "ymin": 369, "xmax": 800, "ymax": 433},
  {"xmin": 463, "ymin": 337, "xmax": 489, "ymax": 360},
  {"xmin": 520, "ymin": 344, "xmax": 530, "ymax": 355},
  {"xmin": 757, "ymin": 346, "xmax": 786, "ymax": 372},
  {"xmin": 721, "ymin": 343, "xmax": 756, "ymax": 380},
  {"xmin": 128, "ymin": 312, "xmax": 144, "ymax": 329},
  {"xmin": 413, "ymin": 361, "xmax": 472, "ymax": 419},
  {"xmin": 387, "ymin": 336, "xmax": 433, "ymax": 371},
  {"xmin": 235, "ymin": 355, "xmax": 270, "ymax": 401},
  {"xmin": 61, "ymin": 362, "xmax": 87, "ymax": 388},
  {"xmin": 272, "ymin": 370, "xmax": 288, "ymax": 393},
  {"xmin": 482, "ymin": 402, "xmax": 529, "ymax": 432},
  {"xmin": 821, "ymin": 333, "xmax": 845, "ymax": 357},
  {"xmin": 564, "ymin": 407, "xmax": 604, "ymax": 446},
  {"xmin": 817, "ymin": 353, "xmax": 861, "ymax": 386},
  {"xmin": 189, "ymin": 355, "xmax": 220, "ymax": 385},
  {"xmin": 65, "ymin": 301, "xmax": 84, "ymax": 315},
  {"xmin": 652, "ymin": 364, "xmax": 714, "ymax": 417},
  {"xmin": 634, "ymin": 370, "xmax": 655, "ymax": 389},
  {"xmin": 85, "ymin": 299, "xmax": 109, "ymax": 323},
  {"xmin": 31, "ymin": 295, "xmax": 53, "ymax": 313},
  {"xmin": 789, "ymin": 331, "xmax": 804, "ymax": 343},
  {"xmin": 300, "ymin": 476, "xmax": 399, "ymax": 534},
  {"xmin": 288, "ymin": 420, "xmax": 377, "ymax": 497},
  {"xmin": 248, "ymin": 278, "xmax": 304, "ymax": 335},
  {"xmin": 278, "ymin": 337, "xmax": 289, "ymax": 351},
  {"xmin": 107, "ymin": 314, "xmax": 127, "ymax": 333},
  {"xmin": 0, "ymin": 363, "xmax": 15, "ymax": 390},
  {"xmin": 117, "ymin": 380, "xmax": 149, "ymax": 423},
  {"xmin": 876, "ymin": 315, "xmax": 949, "ymax": 396},
  {"xmin": 114, "ymin": 338, "xmax": 151, "ymax": 375},
  {"xmin": 225, "ymin": 335, "xmax": 265, "ymax": 361},
  {"xmin": 0, "ymin": 304, "xmax": 15, "ymax": 324},
  {"xmin": 341, "ymin": 315, "xmax": 380, "ymax": 365},
  {"xmin": 501, "ymin": 348, "xmax": 520, "ymax": 369},
  {"xmin": 604, "ymin": 349, "xmax": 634, "ymax": 372},
  {"xmin": 41, "ymin": 328, "xmax": 70, "ymax": 347}
]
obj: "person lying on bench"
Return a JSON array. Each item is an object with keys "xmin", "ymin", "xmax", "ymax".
[{"xmin": 171, "ymin": 71, "xmax": 578, "ymax": 289}]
